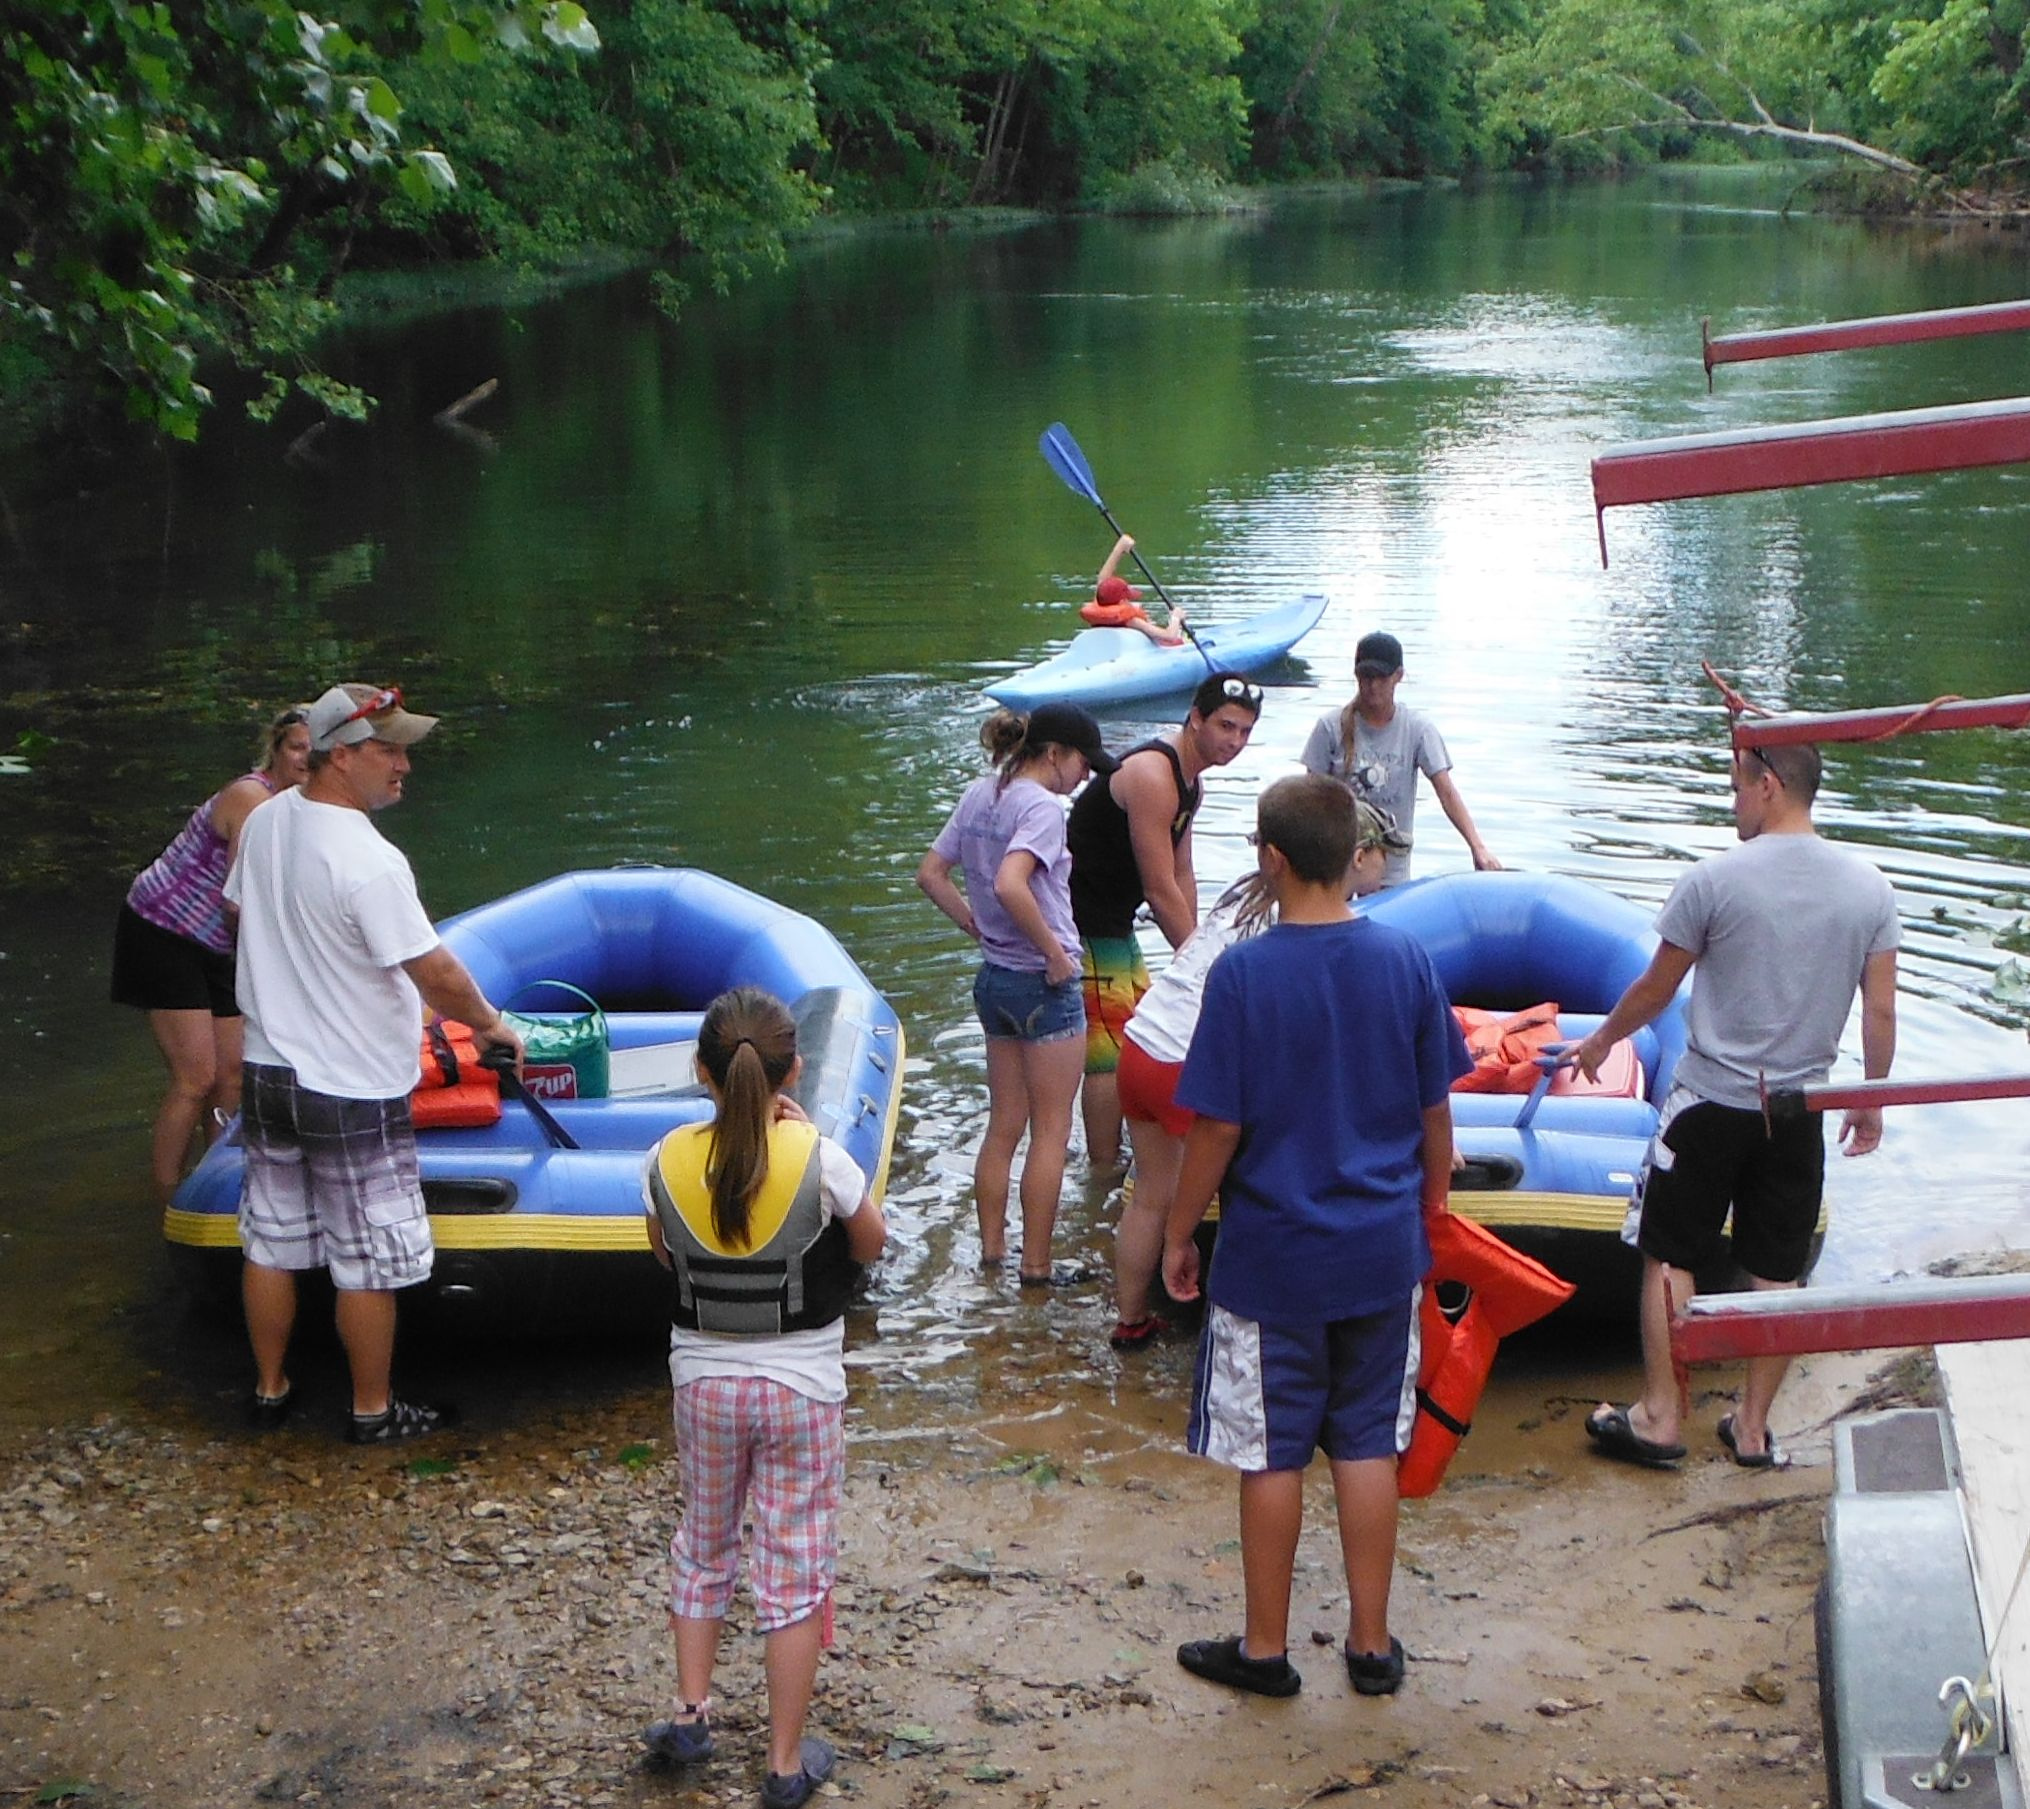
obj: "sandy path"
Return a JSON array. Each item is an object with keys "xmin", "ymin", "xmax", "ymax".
[{"xmin": 0, "ymin": 1348, "xmax": 1912, "ymax": 1808}]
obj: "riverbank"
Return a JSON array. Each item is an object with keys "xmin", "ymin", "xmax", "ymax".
[{"xmin": 0, "ymin": 1345, "xmax": 1921, "ymax": 1807}]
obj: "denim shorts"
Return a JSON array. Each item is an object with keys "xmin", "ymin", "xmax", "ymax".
[{"xmin": 972, "ymin": 962, "xmax": 1086, "ymax": 1045}]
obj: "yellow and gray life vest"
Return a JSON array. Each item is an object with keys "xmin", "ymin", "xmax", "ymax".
[{"xmin": 647, "ymin": 1119, "xmax": 854, "ymax": 1335}]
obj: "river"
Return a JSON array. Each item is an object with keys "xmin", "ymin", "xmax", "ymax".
[{"xmin": 3, "ymin": 167, "xmax": 2029, "ymax": 1448}]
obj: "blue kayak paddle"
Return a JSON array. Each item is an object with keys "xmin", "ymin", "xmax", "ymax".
[{"xmin": 1038, "ymin": 422, "xmax": 1213, "ymax": 673}]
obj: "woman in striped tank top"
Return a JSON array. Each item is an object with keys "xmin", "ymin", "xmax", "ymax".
[{"xmin": 111, "ymin": 707, "xmax": 312, "ymax": 1202}]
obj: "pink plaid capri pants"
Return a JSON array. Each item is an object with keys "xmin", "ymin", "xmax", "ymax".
[{"xmin": 669, "ymin": 1376, "xmax": 844, "ymax": 1632}]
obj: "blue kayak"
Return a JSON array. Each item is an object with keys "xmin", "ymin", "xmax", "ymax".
[{"xmin": 984, "ymin": 592, "xmax": 1330, "ymax": 710}]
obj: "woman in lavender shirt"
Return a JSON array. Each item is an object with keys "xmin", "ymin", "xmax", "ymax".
[{"xmin": 917, "ymin": 704, "xmax": 1119, "ymax": 1281}]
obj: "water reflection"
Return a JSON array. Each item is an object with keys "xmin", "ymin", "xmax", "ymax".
[{"xmin": 3, "ymin": 171, "xmax": 2030, "ymax": 1446}]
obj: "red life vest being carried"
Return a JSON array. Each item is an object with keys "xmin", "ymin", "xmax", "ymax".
[{"xmin": 1398, "ymin": 1211, "xmax": 1576, "ymax": 1499}]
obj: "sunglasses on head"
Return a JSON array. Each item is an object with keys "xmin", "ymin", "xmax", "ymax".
[
  {"xmin": 1217, "ymin": 677, "xmax": 1263, "ymax": 707},
  {"xmin": 1740, "ymin": 745, "xmax": 1784, "ymax": 786},
  {"xmin": 339, "ymin": 686, "xmax": 401, "ymax": 728}
]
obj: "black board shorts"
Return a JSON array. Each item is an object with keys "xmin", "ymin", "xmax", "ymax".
[
  {"xmin": 1632, "ymin": 1089, "xmax": 1824, "ymax": 1284},
  {"xmin": 109, "ymin": 902, "xmax": 239, "ymax": 1017}
]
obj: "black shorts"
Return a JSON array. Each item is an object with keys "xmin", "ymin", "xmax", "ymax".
[
  {"xmin": 1633, "ymin": 1090, "xmax": 1825, "ymax": 1284},
  {"xmin": 109, "ymin": 902, "xmax": 239, "ymax": 1017}
]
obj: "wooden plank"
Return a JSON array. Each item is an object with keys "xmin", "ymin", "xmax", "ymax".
[
  {"xmin": 1704, "ymin": 301, "xmax": 2030, "ymax": 380},
  {"xmin": 1935, "ymin": 1340, "xmax": 2030, "ymax": 1804},
  {"xmin": 1734, "ymin": 695, "xmax": 2030, "ymax": 747},
  {"xmin": 1590, "ymin": 396, "xmax": 2030, "ymax": 564},
  {"xmin": 1670, "ymin": 1275, "xmax": 2030, "ymax": 1364}
]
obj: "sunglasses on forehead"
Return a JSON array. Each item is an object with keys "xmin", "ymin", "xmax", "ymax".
[{"xmin": 339, "ymin": 686, "xmax": 401, "ymax": 727}]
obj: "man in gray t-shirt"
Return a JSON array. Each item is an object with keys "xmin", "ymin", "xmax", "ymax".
[
  {"xmin": 1569, "ymin": 741, "xmax": 1898, "ymax": 1472},
  {"xmin": 1298, "ymin": 632, "xmax": 1500, "ymax": 886}
]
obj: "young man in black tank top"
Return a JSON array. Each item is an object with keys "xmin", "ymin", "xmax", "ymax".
[{"xmin": 1066, "ymin": 671, "xmax": 1263, "ymax": 1168}]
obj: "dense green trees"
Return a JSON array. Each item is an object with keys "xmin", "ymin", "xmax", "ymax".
[
  {"xmin": 6, "ymin": 0, "xmax": 2026, "ymax": 443},
  {"xmin": 1484, "ymin": 0, "xmax": 2030, "ymax": 192},
  {"xmin": 1, "ymin": 2, "xmax": 597, "ymax": 438}
]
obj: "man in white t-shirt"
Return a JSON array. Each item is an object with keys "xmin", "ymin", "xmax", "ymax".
[
  {"xmin": 1569, "ymin": 740, "xmax": 1899, "ymax": 1472},
  {"xmin": 225, "ymin": 682, "xmax": 523, "ymax": 1443}
]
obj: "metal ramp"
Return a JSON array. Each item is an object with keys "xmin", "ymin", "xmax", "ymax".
[{"xmin": 1822, "ymin": 1409, "xmax": 2020, "ymax": 1809}]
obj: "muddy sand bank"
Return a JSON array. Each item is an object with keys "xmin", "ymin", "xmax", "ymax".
[{"xmin": 1, "ymin": 1346, "xmax": 1928, "ymax": 1808}]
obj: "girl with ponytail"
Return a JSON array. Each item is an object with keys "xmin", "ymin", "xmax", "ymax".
[{"xmin": 641, "ymin": 986, "xmax": 887, "ymax": 1808}]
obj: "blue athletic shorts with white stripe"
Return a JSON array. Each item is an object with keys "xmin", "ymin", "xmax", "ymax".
[{"xmin": 1187, "ymin": 1293, "xmax": 1421, "ymax": 1473}]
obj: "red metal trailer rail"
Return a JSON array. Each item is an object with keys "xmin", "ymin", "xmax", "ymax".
[
  {"xmin": 1671, "ymin": 1274, "xmax": 2030, "ymax": 1364},
  {"xmin": 1728, "ymin": 694, "xmax": 2030, "ymax": 748},
  {"xmin": 1702, "ymin": 300, "xmax": 2030, "ymax": 387},
  {"xmin": 1589, "ymin": 396, "xmax": 2030, "ymax": 564}
]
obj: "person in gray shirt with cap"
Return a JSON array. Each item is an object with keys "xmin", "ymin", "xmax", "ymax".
[{"xmin": 1299, "ymin": 631, "xmax": 1501, "ymax": 887}]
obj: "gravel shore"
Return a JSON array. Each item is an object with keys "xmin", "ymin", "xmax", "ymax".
[{"xmin": 1, "ymin": 1346, "xmax": 1918, "ymax": 1808}]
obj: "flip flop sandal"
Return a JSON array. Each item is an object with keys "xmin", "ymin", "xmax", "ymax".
[
  {"xmin": 1584, "ymin": 1402, "xmax": 1687, "ymax": 1468},
  {"xmin": 1717, "ymin": 1413, "xmax": 1791, "ymax": 1470}
]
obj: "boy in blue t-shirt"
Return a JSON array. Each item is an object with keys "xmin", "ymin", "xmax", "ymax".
[{"xmin": 1162, "ymin": 774, "xmax": 1470, "ymax": 1699}]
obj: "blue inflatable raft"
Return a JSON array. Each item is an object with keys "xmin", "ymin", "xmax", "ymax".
[
  {"xmin": 1359, "ymin": 872, "xmax": 1693, "ymax": 1313},
  {"xmin": 162, "ymin": 868, "xmax": 904, "ymax": 1328},
  {"xmin": 984, "ymin": 592, "xmax": 1330, "ymax": 711}
]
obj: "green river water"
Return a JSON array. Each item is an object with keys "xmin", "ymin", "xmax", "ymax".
[{"xmin": 3, "ymin": 168, "xmax": 2029, "ymax": 1448}]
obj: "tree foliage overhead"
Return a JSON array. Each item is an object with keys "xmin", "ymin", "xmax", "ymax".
[
  {"xmin": 7, "ymin": 0, "xmax": 2029, "ymax": 445},
  {"xmin": 1484, "ymin": 0, "xmax": 2030, "ymax": 192},
  {"xmin": 1, "ymin": 2, "xmax": 598, "ymax": 439}
]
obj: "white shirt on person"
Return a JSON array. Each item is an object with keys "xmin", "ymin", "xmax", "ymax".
[{"xmin": 225, "ymin": 787, "xmax": 440, "ymax": 1099}]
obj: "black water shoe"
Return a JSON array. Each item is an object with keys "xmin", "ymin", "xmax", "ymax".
[
  {"xmin": 247, "ymin": 1387, "xmax": 293, "ymax": 1432},
  {"xmin": 347, "ymin": 1398, "xmax": 459, "ymax": 1445},
  {"xmin": 1177, "ymin": 1635, "xmax": 1302, "ymax": 1697},
  {"xmin": 1345, "ymin": 1635, "xmax": 1406, "ymax": 1696}
]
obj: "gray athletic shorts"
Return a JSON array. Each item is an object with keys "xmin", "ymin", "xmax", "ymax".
[{"xmin": 239, "ymin": 1062, "xmax": 433, "ymax": 1292}]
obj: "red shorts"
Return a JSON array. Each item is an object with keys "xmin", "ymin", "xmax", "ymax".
[{"xmin": 1117, "ymin": 1038, "xmax": 1193, "ymax": 1138}]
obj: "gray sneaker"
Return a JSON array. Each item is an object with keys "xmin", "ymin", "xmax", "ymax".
[
  {"xmin": 644, "ymin": 1714, "xmax": 714, "ymax": 1766},
  {"xmin": 760, "ymin": 1737, "xmax": 836, "ymax": 1809}
]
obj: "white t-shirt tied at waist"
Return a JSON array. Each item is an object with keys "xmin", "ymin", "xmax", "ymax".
[
  {"xmin": 1658, "ymin": 832, "xmax": 1901, "ymax": 1112},
  {"xmin": 225, "ymin": 787, "xmax": 441, "ymax": 1099}
]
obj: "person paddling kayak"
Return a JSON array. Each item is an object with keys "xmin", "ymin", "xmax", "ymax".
[{"xmin": 1081, "ymin": 534, "xmax": 1188, "ymax": 647}]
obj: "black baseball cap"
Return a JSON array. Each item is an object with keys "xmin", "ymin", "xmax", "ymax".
[
  {"xmin": 1354, "ymin": 631, "xmax": 1404, "ymax": 677},
  {"xmin": 1026, "ymin": 701, "xmax": 1119, "ymax": 775}
]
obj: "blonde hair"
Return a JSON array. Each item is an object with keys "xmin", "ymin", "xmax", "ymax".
[{"xmin": 255, "ymin": 704, "xmax": 312, "ymax": 773}]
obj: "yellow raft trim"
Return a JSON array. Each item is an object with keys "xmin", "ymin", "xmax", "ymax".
[
  {"xmin": 1449, "ymin": 1190, "xmax": 1829, "ymax": 1238},
  {"xmin": 163, "ymin": 1026, "xmax": 908, "ymax": 1258}
]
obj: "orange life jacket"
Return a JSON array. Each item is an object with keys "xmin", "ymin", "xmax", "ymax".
[
  {"xmin": 1080, "ymin": 599, "xmax": 1154, "ymax": 629},
  {"xmin": 409, "ymin": 1019, "xmax": 502, "ymax": 1130},
  {"xmin": 1450, "ymin": 1002, "xmax": 1563, "ymax": 1094},
  {"xmin": 1397, "ymin": 1211, "xmax": 1576, "ymax": 1499}
]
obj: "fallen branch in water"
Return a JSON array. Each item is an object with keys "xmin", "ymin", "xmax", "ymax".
[{"xmin": 435, "ymin": 378, "xmax": 498, "ymax": 426}]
